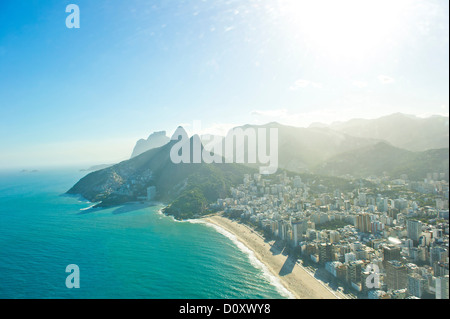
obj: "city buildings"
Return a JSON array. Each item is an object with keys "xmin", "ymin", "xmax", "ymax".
[{"xmin": 216, "ymin": 171, "xmax": 449, "ymax": 299}]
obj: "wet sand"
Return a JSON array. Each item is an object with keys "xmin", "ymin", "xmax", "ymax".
[{"xmin": 202, "ymin": 215, "xmax": 342, "ymax": 299}]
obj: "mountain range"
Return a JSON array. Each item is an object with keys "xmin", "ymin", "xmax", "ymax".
[
  {"xmin": 130, "ymin": 131, "xmax": 170, "ymax": 158},
  {"xmin": 68, "ymin": 129, "xmax": 253, "ymax": 219},
  {"xmin": 316, "ymin": 142, "xmax": 449, "ymax": 180},
  {"xmin": 201, "ymin": 114, "xmax": 448, "ymax": 179},
  {"xmin": 68, "ymin": 113, "xmax": 449, "ymax": 219},
  {"xmin": 318, "ymin": 113, "xmax": 449, "ymax": 152}
]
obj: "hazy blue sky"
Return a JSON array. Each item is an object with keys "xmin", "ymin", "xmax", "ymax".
[{"xmin": 0, "ymin": 0, "xmax": 448, "ymax": 168}]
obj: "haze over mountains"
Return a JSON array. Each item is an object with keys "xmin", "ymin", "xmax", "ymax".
[
  {"xmin": 222, "ymin": 122, "xmax": 380, "ymax": 173},
  {"xmin": 131, "ymin": 131, "xmax": 170, "ymax": 158},
  {"xmin": 68, "ymin": 129, "xmax": 251, "ymax": 219},
  {"xmin": 316, "ymin": 142, "xmax": 449, "ymax": 180},
  {"xmin": 68, "ymin": 113, "xmax": 448, "ymax": 218},
  {"xmin": 200, "ymin": 114, "xmax": 448, "ymax": 177},
  {"xmin": 126, "ymin": 112, "xmax": 448, "ymax": 179},
  {"xmin": 314, "ymin": 113, "xmax": 449, "ymax": 152}
]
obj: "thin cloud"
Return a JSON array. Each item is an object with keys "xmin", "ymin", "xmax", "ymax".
[
  {"xmin": 251, "ymin": 108, "xmax": 352, "ymax": 127},
  {"xmin": 290, "ymin": 79, "xmax": 322, "ymax": 90},
  {"xmin": 378, "ymin": 75, "xmax": 395, "ymax": 84},
  {"xmin": 175, "ymin": 121, "xmax": 237, "ymax": 138},
  {"xmin": 353, "ymin": 81, "xmax": 368, "ymax": 88},
  {"xmin": 251, "ymin": 109, "xmax": 289, "ymax": 118},
  {"xmin": 250, "ymin": 103, "xmax": 400, "ymax": 128},
  {"xmin": 440, "ymin": 103, "xmax": 449, "ymax": 117}
]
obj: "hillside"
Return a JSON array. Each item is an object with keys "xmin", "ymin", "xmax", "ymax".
[
  {"xmin": 67, "ymin": 129, "xmax": 254, "ymax": 219},
  {"xmin": 130, "ymin": 131, "xmax": 170, "ymax": 158},
  {"xmin": 209, "ymin": 122, "xmax": 380, "ymax": 173},
  {"xmin": 327, "ymin": 113, "xmax": 449, "ymax": 152},
  {"xmin": 315, "ymin": 142, "xmax": 449, "ymax": 180},
  {"xmin": 68, "ymin": 116, "xmax": 449, "ymax": 219}
]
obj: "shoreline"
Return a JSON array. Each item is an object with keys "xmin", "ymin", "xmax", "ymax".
[
  {"xmin": 74, "ymin": 200, "xmax": 346, "ymax": 299},
  {"xmin": 202, "ymin": 214, "xmax": 343, "ymax": 299}
]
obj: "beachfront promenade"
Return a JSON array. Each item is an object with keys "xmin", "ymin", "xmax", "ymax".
[{"xmin": 203, "ymin": 214, "xmax": 347, "ymax": 299}]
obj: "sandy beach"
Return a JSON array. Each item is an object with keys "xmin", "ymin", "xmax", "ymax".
[{"xmin": 203, "ymin": 214, "xmax": 343, "ymax": 299}]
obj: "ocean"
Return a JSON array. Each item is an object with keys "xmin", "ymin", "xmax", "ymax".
[{"xmin": 0, "ymin": 168, "xmax": 290, "ymax": 299}]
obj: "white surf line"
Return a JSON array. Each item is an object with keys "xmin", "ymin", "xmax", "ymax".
[
  {"xmin": 156, "ymin": 210, "xmax": 346, "ymax": 299},
  {"xmin": 190, "ymin": 219, "xmax": 295, "ymax": 299},
  {"xmin": 79, "ymin": 202, "xmax": 100, "ymax": 211}
]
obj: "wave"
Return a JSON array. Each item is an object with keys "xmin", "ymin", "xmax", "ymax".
[
  {"xmin": 79, "ymin": 203, "xmax": 99, "ymax": 211},
  {"xmin": 190, "ymin": 219, "xmax": 295, "ymax": 299},
  {"xmin": 156, "ymin": 208, "xmax": 183, "ymax": 223}
]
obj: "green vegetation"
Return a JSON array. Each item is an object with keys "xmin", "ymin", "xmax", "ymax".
[
  {"xmin": 67, "ymin": 123, "xmax": 448, "ymax": 221},
  {"xmin": 163, "ymin": 164, "xmax": 254, "ymax": 220},
  {"xmin": 163, "ymin": 188, "xmax": 208, "ymax": 219},
  {"xmin": 316, "ymin": 142, "xmax": 449, "ymax": 181},
  {"xmin": 315, "ymin": 220, "xmax": 350, "ymax": 231},
  {"xmin": 67, "ymin": 136, "xmax": 256, "ymax": 220}
]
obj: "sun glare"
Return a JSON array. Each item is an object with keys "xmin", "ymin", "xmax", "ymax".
[{"xmin": 276, "ymin": 0, "xmax": 412, "ymax": 59}]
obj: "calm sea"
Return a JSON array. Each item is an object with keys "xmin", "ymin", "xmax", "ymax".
[{"xmin": 0, "ymin": 168, "xmax": 290, "ymax": 299}]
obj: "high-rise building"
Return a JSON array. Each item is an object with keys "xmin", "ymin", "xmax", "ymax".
[
  {"xmin": 407, "ymin": 220, "xmax": 422, "ymax": 244},
  {"xmin": 433, "ymin": 261, "xmax": 449, "ymax": 277},
  {"xmin": 348, "ymin": 260, "xmax": 364, "ymax": 285},
  {"xmin": 435, "ymin": 275, "xmax": 449, "ymax": 299},
  {"xmin": 408, "ymin": 273, "xmax": 426, "ymax": 298},
  {"xmin": 293, "ymin": 176, "xmax": 302, "ymax": 188},
  {"xmin": 377, "ymin": 198, "xmax": 388, "ymax": 213},
  {"xmin": 345, "ymin": 252, "xmax": 357, "ymax": 263},
  {"xmin": 371, "ymin": 221, "xmax": 383, "ymax": 234},
  {"xmin": 356, "ymin": 213, "xmax": 371, "ymax": 233},
  {"xmin": 386, "ymin": 260, "xmax": 408, "ymax": 291},
  {"xmin": 433, "ymin": 228, "xmax": 444, "ymax": 240},
  {"xmin": 344, "ymin": 200, "xmax": 351, "ymax": 211},
  {"xmin": 147, "ymin": 186, "xmax": 156, "ymax": 201},
  {"xmin": 430, "ymin": 246, "xmax": 448, "ymax": 264},
  {"xmin": 404, "ymin": 239, "xmax": 414, "ymax": 249},
  {"xmin": 394, "ymin": 198, "xmax": 408, "ymax": 211},
  {"xmin": 291, "ymin": 219, "xmax": 307, "ymax": 247},
  {"xmin": 278, "ymin": 220, "xmax": 289, "ymax": 241},
  {"xmin": 329, "ymin": 230, "xmax": 340, "ymax": 243},
  {"xmin": 319, "ymin": 243, "xmax": 333, "ymax": 265},
  {"xmin": 383, "ymin": 245, "xmax": 401, "ymax": 266},
  {"xmin": 358, "ymin": 192, "xmax": 367, "ymax": 207},
  {"xmin": 336, "ymin": 264, "xmax": 347, "ymax": 282}
]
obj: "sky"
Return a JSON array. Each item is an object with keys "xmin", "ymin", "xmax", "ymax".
[{"xmin": 0, "ymin": 0, "xmax": 448, "ymax": 168}]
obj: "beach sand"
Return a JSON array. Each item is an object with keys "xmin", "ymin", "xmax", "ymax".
[{"xmin": 203, "ymin": 214, "xmax": 343, "ymax": 299}]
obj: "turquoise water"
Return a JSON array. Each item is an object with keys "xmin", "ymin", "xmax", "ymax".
[{"xmin": 0, "ymin": 168, "xmax": 289, "ymax": 299}]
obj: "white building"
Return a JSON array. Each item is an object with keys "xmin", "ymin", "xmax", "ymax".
[
  {"xmin": 147, "ymin": 186, "xmax": 156, "ymax": 201},
  {"xmin": 345, "ymin": 252, "xmax": 357, "ymax": 263},
  {"xmin": 436, "ymin": 276, "xmax": 449, "ymax": 299}
]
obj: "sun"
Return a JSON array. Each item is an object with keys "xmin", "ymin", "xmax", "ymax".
[{"xmin": 275, "ymin": 0, "xmax": 412, "ymax": 59}]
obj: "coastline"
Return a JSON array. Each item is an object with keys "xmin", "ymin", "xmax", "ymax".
[
  {"xmin": 74, "ymin": 199, "xmax": 346, "ymax": 299},
  {"xmin": 202, "ymin": 214, "xmax": 344, "ymax": 299}
]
